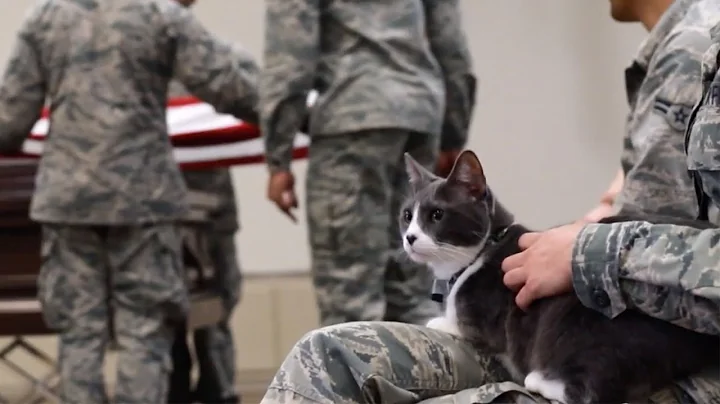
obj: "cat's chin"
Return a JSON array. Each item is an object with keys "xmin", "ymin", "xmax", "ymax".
[
  {"xmin": 403, "ymin": 249, "xmax": 432, "ymax": 265},
  {"xmin": 427, "ymin": 261, "xmax": 466, "ymax": 281}
]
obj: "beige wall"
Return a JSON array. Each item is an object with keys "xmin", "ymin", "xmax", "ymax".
[
  {"xmin": 0, "ymin": 1, "xmax": 646, "ymax": 275},
  {"xmin": 0, "ymin": 0, "xmax": 647, "ymax": 399}
]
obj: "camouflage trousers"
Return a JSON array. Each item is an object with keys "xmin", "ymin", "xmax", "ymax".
[
  {"xmin": 306, "ymin": 130, "xmax": 441, "ymax": 326},
  {"xmin": 168, "ymin": 228, "xmax": 242, "ymax": 404},
  {"xmin": 260, "ymin": 321, "xmax": 720, "ymax": 404},
  {"xmin": 38, "ymin": 223, "xmax": 188, "ymax": 404}
]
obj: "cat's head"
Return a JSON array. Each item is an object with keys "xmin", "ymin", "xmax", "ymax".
[{"xmin": 399, "ymin": 150, "xmax": 494, "ymax": 280}]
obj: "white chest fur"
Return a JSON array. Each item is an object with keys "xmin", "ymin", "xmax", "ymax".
[
  {"xmin": 423, "ymin": 243, "xmax": 570, "ymax": 404},
  {"xmin": 424, "ymin": 255, "xmax": 485, "ymax": 337}
]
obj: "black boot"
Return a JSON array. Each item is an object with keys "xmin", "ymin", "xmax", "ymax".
[{"xmin": 167, "ymin": 323, "xmax": 193, "ymax": 404}]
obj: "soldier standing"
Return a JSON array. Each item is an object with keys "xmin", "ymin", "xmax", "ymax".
[
  {"xmin": 259, "ymin": 0, "xmax": 476, "ymax": 326},
  {"xmin": 0, "ymin": 0, "xmax": 257, "ymax": 402},
  {"xmin": 166, "ymin": 1, "xmax": 245, "ymax": 403}
]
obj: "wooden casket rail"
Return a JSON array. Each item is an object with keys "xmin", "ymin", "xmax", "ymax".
[{"xmin": 0, "ymin": 159, "xmax": 223, "ymax": 336}]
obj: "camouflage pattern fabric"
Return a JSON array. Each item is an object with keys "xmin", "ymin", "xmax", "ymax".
[
  {"xmin": 0, "ymin": 1, "xmax": 258, "ymax": 402},
  {"xmin": 260, "ymin": 1, "xmax": 720, "ymax": 402},
  {"xmin": 260, "ymin": 322, "xmax": 715, "ymax": 404},
  {"xmin": 191, "ymin": 227, "xmax": 242, "ymax": 402},
  {"xmin": 615, "ymin": 0, "xmax": 720, "ymax": 220},
  {"xmin": 0, "ymin": 0, "xmax": 259, "ymax": 224},
  {"xmin": 169, "ymin": 73, "xmax": 243, "ymax": 401},
  {"xmin": 306, "ymin": 130, "xmax": 441, "ymax": 326},
  {"xmin": 688, "ymin": 23, "xmax": 720, "ymax": 206},
  {"xmin": 260, "ymin": 0, "xmax": 473, "ymax": 326},
  {"xmin": 39, "ymin": 224, "xmax": 187, "ymax": 404},
  {"xmin": 259, "ymin": 0, "xmax": 475, "ymax": 174}
]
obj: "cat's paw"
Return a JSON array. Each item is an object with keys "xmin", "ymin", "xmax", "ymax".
[
  {"xmin": 425, "ymin": 316, "xmax": 461, "ymax": 336},
  {"xmin": 523, "ymin": 371, "xmax": 567, "ymax": 403}
]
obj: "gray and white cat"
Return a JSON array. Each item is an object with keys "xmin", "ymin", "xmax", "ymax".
[{"xmin": 400, "ymin": 149, "xmax": 719, "ymax": 404}]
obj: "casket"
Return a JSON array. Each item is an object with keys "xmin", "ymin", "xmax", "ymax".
[
  {"xmin": 0, "ymin": 159, "xmax": 225, "ymax": 336},
  {"xmin": 0, "ymin": 159, "xmax": 40, "ymax": 297}
]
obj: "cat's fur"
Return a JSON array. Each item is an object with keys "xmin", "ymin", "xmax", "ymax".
[{"xmin": 400, "ymin": 150, "xmax": 720, "ymax": 404}]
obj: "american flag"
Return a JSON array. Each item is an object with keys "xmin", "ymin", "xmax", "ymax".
[{"xmin": 6, "ymin": 92, "xmax": 318, "ymax": 170}]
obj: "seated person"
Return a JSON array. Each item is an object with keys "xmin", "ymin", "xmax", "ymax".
[{"xmin": 257, "ymin": 0, "xmax": 720, "ymax": 403}]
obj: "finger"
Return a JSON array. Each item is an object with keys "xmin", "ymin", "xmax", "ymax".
[
  {"xmin": 517, "ymin": 232, "xmax": 541, "ymax": 250},
  {"xmin": 514, "ymin": 285, "xmax": 533, "ymax": 311},
  {"xmin": 281, "ymin": 191, "xmax": 294, "ymax": 207},
  {"xmin": 500, "ymin": 251, "xmax": 527, "ymax": 272},
  {"xmin": 283, "ymin": 208, "xmax": 298, "ymax": 223},
  {"xmin": 502, "ymin": 267, "xmax": 527, "ymax": 291}
]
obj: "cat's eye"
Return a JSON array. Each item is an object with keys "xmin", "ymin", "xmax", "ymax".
[
  {"xmin": 431, "ymin": 209, "xmax": 444, "ymax": 222},
  {"xmin": 403, "ymin": 209, "xmax": 412, "ymax": 222}
]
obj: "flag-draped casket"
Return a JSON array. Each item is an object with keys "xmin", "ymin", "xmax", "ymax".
[
  {"xmin": 0, "ymin": 96, "xmax": 311, "ymax": 314},
  {"xmin": 11, "ymin": 96, "xmax": 311, "ymax": 169}
]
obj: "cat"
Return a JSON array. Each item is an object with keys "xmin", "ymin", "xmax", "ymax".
[{"xmin": 399, "ymin": 149, "xmax": 720, "ymax": 404}]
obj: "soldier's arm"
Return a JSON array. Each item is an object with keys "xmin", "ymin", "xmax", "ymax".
[
  {"xmin": 169, "ymin": 6, "xmax": 259, "ymax": 124},
  {"xmin": 572, "ymin": 220, "xmax": 720, "ymax": 336},
  {"xmin": 422, "ymin": 0, "xmax": 476, "ymax": 151},
  {"xmin": 259, "ymin": 0, "xmax": 319, "ymax": 173},
  {"xmin": 0, "ymin": 20, "xmax": 46, "ymax": 153}
]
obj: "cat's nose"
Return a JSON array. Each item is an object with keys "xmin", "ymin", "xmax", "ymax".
[{"xmin": 406, "ymin": 234, "xmax": 417, "ymax": 245}]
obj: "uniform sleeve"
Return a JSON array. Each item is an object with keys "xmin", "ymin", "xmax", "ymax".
[
  {"xmin": 571, "ymin": 220, "xmax": 720, "ymax": 336},
  {"xmin": 259, "ymin": 0, "xmax": 319, "ymax": 173},
  {"xmin": 0, "ymin": 21, "xmax": 46, "ymax": 154},
  {"xmin": 169, "ymin": 8, "xmax": 259, "ymax": 124},
  {"xmin": 422, "ymin": 0, "xmax": 476, "ymax": 151}
]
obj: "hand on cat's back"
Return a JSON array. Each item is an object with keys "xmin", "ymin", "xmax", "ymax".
[{"xmin": 501, "ymin": 222, "xmax": 584, "ymax": 310}]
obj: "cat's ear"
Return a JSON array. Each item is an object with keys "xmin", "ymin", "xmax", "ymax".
[
  {"xmin": 446, "ymin": 150, "xmax": 487, "ymax": 196},
  {"xmin": 404, "ymin": 153, "xmax": 436, "ymax": 191}
]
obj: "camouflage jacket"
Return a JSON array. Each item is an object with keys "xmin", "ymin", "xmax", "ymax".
[
  {"xmin": 259, "ymin": 0, "xmax": 476, "ymax": 172},
  {"xmin": 572, "ymin": 15, "xmax": 720, "ymax": 336},
  {"xmin": 568, "ymin": 6, "xmax": 720, "ymax": 402},
  {"xmin": 615, "ymin": 0, "xmax": 720, "ymax": 219},
  {"xmin": 0, "ymin": 0, "xmax": 258, "ymax": 225}
]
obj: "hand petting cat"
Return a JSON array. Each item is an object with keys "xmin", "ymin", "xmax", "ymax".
[{"xmin": 500, "ymin": 221, "xmax": 585, "ymax": 310}]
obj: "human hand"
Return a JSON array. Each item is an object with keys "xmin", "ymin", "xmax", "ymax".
[
  {"xmin": 267, "ymin": 170, "xmax": 298, "ymax": 222},
  {"xmin": 500, "ymin": 222, "xmax": 585, "ymax": 310},
  {"xmin": 436, "ymin": 149, "xmax": 462, "ymax": 177}
]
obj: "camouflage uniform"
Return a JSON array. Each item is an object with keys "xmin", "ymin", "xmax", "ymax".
[
  {"xmin": 615, "ymin": 0, "xmax": 720, "ymax": 219},
  {"xmin": 168, "ymin": 78, "xmax": 243, "ymax": 404},
  {"xmin": 258, "ymin": 1, "xmax": 720, "ymax": 403},
  {"xmin": 260, "ymin": 0, "xmax": 476, "ymax": 326},
  {"xmin": 0, "ymin": 1, "xmax": 257, "ymax": 402}
]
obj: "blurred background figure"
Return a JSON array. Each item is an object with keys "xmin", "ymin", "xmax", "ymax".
[
  {"xmin": 0, "ymin": 0, "xmax": 257, "ymax": 402},
  {"xmin": 166, "ymin": 2, "xmax": 246, "ymax": 403},
  {"xmin": 259, "ymin": 0, "xmax": 476, "ymax": 326}
]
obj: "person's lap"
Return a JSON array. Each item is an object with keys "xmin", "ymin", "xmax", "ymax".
[
  {"xmin": 260, "ymin": 321, "xmax": 510, "ymax": 404},
  {"xmin": 261, "ymin": 321, "xmax": 717, "ymax": 404}
]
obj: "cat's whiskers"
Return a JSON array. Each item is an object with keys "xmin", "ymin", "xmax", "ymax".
[{"xmin": 436, "ymin": 244, "xmax": 475, "ymax": 260}]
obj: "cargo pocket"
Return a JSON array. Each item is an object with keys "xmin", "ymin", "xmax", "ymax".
[
  {"xmin": 37, "ymin": 227, "xmax": 70, "ymax": 331},
  {"xmin": 687, "ymin": 106, "xmax": 720, "ymax": 203}
]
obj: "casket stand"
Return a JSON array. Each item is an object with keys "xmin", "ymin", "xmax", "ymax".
[{"xmin": 0, "ymin": 159, "xmax": 225, "ymax": 404}]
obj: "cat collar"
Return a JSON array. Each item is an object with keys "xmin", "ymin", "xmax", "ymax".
[{"xmin": 431, "ymin": 225, "xmax": 513, "ymax": 304}]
